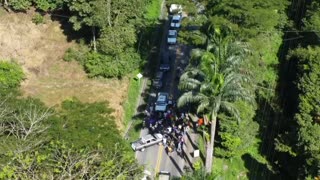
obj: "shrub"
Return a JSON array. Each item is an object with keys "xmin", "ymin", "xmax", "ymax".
[
  {"xmin": 0, "ymin": 61, "xmax": 24, "ymax": 88},
  {"xmin": 32, "ymin": 13, "xmax": 45, "ymax": 25},
  {"xmin": 63, "ymin": 43, "xmax": 90, "ymax": 64}
]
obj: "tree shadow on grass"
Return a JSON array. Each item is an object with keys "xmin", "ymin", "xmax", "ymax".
[
  {"xmin": 241, "ymin": 153, "xmax": 280, "ymax": 180},
  {"xmin": 133, "ymin": 121, "xmax": 143, "ymax": 132},
  {"xmin": 49, "ymin": 11, "xmax": 91, "ymax": 43}
]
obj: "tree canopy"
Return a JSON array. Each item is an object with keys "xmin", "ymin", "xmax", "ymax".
[
  {"xmin": 0, "ymin": 95, "xmax": 142, "ymax": 179},
  {"xmin": 0, "ymin": 61, "xmax": 24, "ymax": 88}
]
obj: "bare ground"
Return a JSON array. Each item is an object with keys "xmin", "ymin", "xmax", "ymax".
[{"xmin": 0, "ymin": 10, "xmax": 128, "ymax": 130}]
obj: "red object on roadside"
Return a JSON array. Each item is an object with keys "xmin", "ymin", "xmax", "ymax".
[{"xmin": 198, "ymin": 118, "xmax": 204, "ymax": 126}]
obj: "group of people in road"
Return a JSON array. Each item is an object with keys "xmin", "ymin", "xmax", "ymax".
[{"xmin": 144, "ymin": 102, "xmax": 192, "ymax": 157}]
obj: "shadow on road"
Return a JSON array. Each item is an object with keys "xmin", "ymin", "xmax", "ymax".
[
  {"xmin": 169, "ymin": 155, "xmax": 183, "ymax": 175},
  {"xmin": 182, "ymin": 148, "xmax": 194, "ymax": 171},
  {"xmin": 186, "ymin": 132, "xmax": 198, "ymax": 150}
]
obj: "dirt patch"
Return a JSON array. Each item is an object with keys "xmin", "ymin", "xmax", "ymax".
[{"xmin": 0, "ymin": 10, "xmax": 129, "ymax": 130}]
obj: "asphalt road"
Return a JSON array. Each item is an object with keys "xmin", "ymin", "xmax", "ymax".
[{"xmin": 136, "ymin": 33, "xmax": 192, "ymax": 178}]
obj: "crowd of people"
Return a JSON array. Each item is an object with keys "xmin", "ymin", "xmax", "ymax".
[{"xmin": 144, "ymin": 102, "xmax": 193, "ymax": 156}]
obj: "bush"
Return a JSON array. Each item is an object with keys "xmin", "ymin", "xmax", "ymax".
[
  {"xmin": 8, "ymin": 0, "xmax": 32, "ymax": 11},
  {"xmin": 63, "ymin": 44, "xmax": 90, "ymax": 64},
  {"xmin": 144, "ymin": 0, "xmax": 161, "ymax": 22},
  {"xmin": 32, "ymin": 13, "xmax": 45, "ymax": 25},
  {"xmin": 0, "ymin": 61, "xmax": 24, "ymax": 88}
]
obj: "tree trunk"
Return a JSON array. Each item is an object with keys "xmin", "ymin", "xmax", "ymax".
[
  {"xmin": 107, "ymin": 0, "xmax": 112, "ymax": 27},
  {"xmin": 3, "ymin": 0, "xmax": 11, "ymax": 12},
  {"xmin": 92, "ymin": 27, "xmax": 97, "ymax": 52},
  {"xmin": 205, "ymin": 114, "xmax": 217, "ymax": 173}
]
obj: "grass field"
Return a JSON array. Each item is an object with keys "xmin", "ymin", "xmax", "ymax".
[{"xmin": 0, "ymin": 10, "xmax": 130, "ymax": 129}]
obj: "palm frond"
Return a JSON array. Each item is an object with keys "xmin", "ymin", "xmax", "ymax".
[
  {"xmin": 190, "ymin": 49, "xmax": 204, "ymax": 66},
  {"xmin": 177, "ymin": 92, "xmax": 206, "ymax": 108},
  {"xmin": 220, "ymin": 101, "xmax": 241, "ymax": 123},
  {"xmin": 197, "ymin": 99, "xmax": 210, "ymax": 114},
  {"xmin": 211, "ymin": 95, "xmax": 222, "ymax": 113},
  {"xmin": 222, "ymin": 72, "xmax": 244, "ymax": 87},
  {"xmin": 179, "ymin": 79, "xmax": 201, "ymax": 91}
]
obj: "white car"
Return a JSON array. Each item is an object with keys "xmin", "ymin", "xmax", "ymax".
[
  {"xmin": 167, "ymin": 30, "xmax": 177, "ymax": 45},
  {"xmin": 155, "ymin": 92, "xmax": 169, "ymax": 112},
  {"xmin": 131, "ymin": 133, "xmax": 163, "ymax": 151},
  {"xmin": 169, "ymin": 4, "xmax": 182, "ymax": 14},
  {"xmin": 159, "ymin": 171, "xmax": 171, "ymax": 180},
  {"xmin": 170, "ymin": 15, "xmax": 182, "ymax": 28}
]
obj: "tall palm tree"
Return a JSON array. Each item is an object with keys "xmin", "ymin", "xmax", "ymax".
[{"xmin": 178, "ymin": 27, "xmax": 252, "ymax": 173}]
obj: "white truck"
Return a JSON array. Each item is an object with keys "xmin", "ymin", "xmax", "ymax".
[
  {"xmin": 131, "ymin": 133, "xmax": 163, "ymax": 151},
  {"xmin": 169, "ymin": 4, "xmax": 182, "ymax": 14}
]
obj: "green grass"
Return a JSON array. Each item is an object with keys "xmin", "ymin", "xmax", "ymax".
[
  {"xmin": 212, "ymin": 137, "xmax": 274, "ymax": 179},
  {"xmin": 123, "ymin": 72, "xmax": 142, "ymax": 126},
  {"xmin": 126, "ymin": 119, "xmax": 144, "ymax": 142},
  {"xmin": 144, "ymin": 0, "xmax": 162, "ymax": 21},
  {"xmin": 213, "ymin": 156, "xmax": 248, "ymax": 179}
]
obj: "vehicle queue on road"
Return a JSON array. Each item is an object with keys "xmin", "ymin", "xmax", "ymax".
[{"xmin": 131, "ymin": 4, "xmax": 194, "ymax": 158}]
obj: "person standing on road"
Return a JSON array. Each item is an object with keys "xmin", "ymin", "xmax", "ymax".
[{"xmin": 163, "ymin": 136, "xmax": 167, "ymax": 148}]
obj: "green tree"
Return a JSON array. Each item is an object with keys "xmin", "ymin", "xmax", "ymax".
[
  {"xmin": 303, "ymin": 2, "xmax": 320, "ymax": 32},
  {"xmin": 281, "ymin": 47, "xmax": 320, "ymax": 177},
  {"xmin": 49, "ymin": 99, "xmax": 123, "ymax": 149},
  {"xmin": 178, "ymin": 27, "xmax": 252, "ymax": 173},
  {"xmin": 0, "ymin": 141, "xmax": 143, "ymax": 179},
  {"xmin": 216, "ymin": 100, "xmax": 258, "ymax": 158},
  {"xmin": 66, "ymin": 0, "xmax": 146, "ymax": 77},
  {"xmin": 0, "ymin": 61, "xmax": 24, "ymax": 88},
  {"xmin": 7, "ymin": 0, "xmax": 32, "ymax": 10},
  {"xmin": 33, "ymin": 0, "xmax": 64, "ymax": 11}
]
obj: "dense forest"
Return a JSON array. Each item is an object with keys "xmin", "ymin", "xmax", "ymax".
[
  {"xmin": 0, "ymin": 0, "xmax": 319, "ymax": 179},
  {"xmin": 176, "ymin": 0, "xmax": 319, "ymax": 179}
]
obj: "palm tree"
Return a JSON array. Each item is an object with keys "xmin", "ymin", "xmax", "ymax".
[{"xmin": 178, "ymin": 27, "xmax": 252, "ymax": 173}]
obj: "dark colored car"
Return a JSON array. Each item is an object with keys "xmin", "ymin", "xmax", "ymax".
[
  {"xmin": 161, "ymin": 51, "xmax": 170, "ymax": 64},
  {"xmin": 160, "ymin": 64, "xmax": 170, "ymax": 71},
  {"xmin": 153, "ymin": 79, "xmax": 163, "ymax": 89},
  {"xmin": 160, "ymin": 51, "xmax": 171, "ymax": 72},
  {"xmin": 153, "ymin": 71, "xmax": 164, "ymax": 89}
]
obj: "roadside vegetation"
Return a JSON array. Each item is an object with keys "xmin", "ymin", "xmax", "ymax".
[
  {"xmin": 175, "ymin": 0, "xmax": 304, "ymax": 179},
  {"xmin": 178, "ymin": 0, "xmax": 319, "ymax": 179},
  {"xmin": 273, "ymin": 1, "xmax": 320, "ymax": 177}
]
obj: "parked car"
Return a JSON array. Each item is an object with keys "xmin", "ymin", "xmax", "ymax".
[
  {"xmin": 155, "ymin": 71, "xmax": 164, "ymax": 80},
  {"xmin": 160, "ymin": 51, "xmax": 171, "ymax": 72},
  {"xmin": 153, "ymin": 79, "xmax": 163, "ymax": 89},
  {"xmin": 160, "ymin": 63, "xmax": 170, "ymax": 71},
  {"xmin": 169, "ymin": 4, "xmax": 182, "ymax": 14},
  {"xmin": 167, "ymin": 30, "xmax": 177, "ymax": 45},
  {"xmin": 131, "ymin": 133, "xmax": 163, "ymax": 151},
  {"xmin": 159, "ymin": 171, "xmax": 171, "ymax": 180},
  {"xmin": 170, "ymin": 15, "xmax": 182, "ymax": 28},
  {"xmin": 153, "ymin": 71, "xmax": 164, "ymax": 89},
  {"xmin": 155, "ymin": 92, "xmax": 169, "ymax": 112}
]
